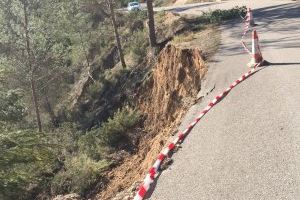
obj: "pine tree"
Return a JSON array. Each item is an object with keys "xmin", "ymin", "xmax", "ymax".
[
  {"xmin": 92, "ymin": 0, "xmax": 126, "ymax": 68},
  {"xmin": 0, "ymin": 0, "xmax": 73, "ymax": 130},
  {"xmin": 106, "ymin": 0, "xmax": 127, "ymax": 68},
  {"xmin": 146, "ymin": 0, "xmax": 156, "ymax": 47}
]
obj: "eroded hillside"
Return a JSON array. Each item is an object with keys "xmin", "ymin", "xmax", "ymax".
[{"xmin": 99, "ymin": 42, "xmax": 211, "ymax": 200}]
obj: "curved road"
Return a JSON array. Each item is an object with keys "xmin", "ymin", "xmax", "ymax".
[{"xmin": 148, "ymin": 0, "xmax": 300, "ymax": 199}]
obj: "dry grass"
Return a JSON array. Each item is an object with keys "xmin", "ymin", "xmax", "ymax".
[
  {"xmin": 154, "ymin": 0, "xmax": 176, "ymax": 6},
  {"xmin": 171, "ymin": 25, "xmax": 221, "ymax": 60},
  {"xmin": 186, "ymin": 0, "xmax": 217, "ymax": 3},
  {"xmin": 172, "ymin": 31, "xmax": 197, "ymax": 44}
]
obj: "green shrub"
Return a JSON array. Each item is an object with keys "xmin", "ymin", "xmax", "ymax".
[
  {"xmin": 100, "ymin": 108, "xmax": 140, "ymax": 147},
  {"xmin": 0, "ymin": 89, "xmax": 27, "ymax": 123},
  {"xmin": 127, "ymin": 30, "xmax": 148, "ymax": 63},
  {"xmin": 86, "ymin": 68, "xmax": 128, "ymax": 101},
  {"xmin": 0, "ymin": 130, "xmax": 58, "ymax": 200},
  {"xmin": 86, "ymin": 80, "xmax": 108, "ymax": 99},
  {"xmin": 78, "ymin": 108, "xmax": 140, "ymax": 157},
  {"xmin": 78, "ymin": 130, "xmax": 109, "ymax": 160},
  {"xmin": 103, "ymin": 68, "xmax": 128, "ymax": 86},
  {"xmin": 50, "ymin": 122, "xmax": 81, "ymax": 155},
  {"xmin": 51, "ymin": 154, "xmax": 110, "ymax": 196},
  {"xmin": 197, "ymin": 6, "xmax": 247, "ymax": 24},
  {"xmin": 126, "ymin": 10, "xmax": 147, "ymax": 21}
]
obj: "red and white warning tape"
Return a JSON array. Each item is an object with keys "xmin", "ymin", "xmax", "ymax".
[
  {"xmin": 241, "ymin": 40, "xmax": 251, "ymax": 55},
  {"xmin": 242, "ymin": 15, "xmax": 250, "ymax": 36},
  {"xmin": 134, "ymin": 64, "xmax": 260, "ymax": 200},
  {"xmin": 241, "ymin": 9, "xmax": 252, "ymax": 55}
]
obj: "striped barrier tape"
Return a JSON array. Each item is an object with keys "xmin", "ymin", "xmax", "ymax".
[
  {"xmin": 241, "ymin": 40, "xmax": 251, "ymax": 55},
  {"xmin": 134, "ymin": 64, "xmax": 260, "ymax": 200},
  {"xmin": 241, "ymin": 9, "xmax": 252, "ymax": 55}
]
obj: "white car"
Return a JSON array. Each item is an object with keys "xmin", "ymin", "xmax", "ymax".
[{"xmin": 127, "ymin": 2, "xmax": 141, "ymax": 11}]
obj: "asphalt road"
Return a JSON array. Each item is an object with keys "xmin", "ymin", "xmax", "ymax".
[{"xmin": 148, "ymin": 0, "xmax": 300, "ymax": 199}]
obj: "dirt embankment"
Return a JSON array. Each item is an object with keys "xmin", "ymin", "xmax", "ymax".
[
  {"xmin": 98, "ymin": 43, "xmax": 207, "ymax": 200},
  {"xmin": 139, "ymin": 44, "xmax": 206, "ymax": 132}
]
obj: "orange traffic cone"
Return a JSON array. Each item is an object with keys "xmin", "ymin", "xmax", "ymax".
[
  {"xmin": 247, "ymin": 8, "xmax": 257, "ymax": 26},
  {"xmin": 248, "ymin": 30, "xmax": 264, "ymax": 68}
]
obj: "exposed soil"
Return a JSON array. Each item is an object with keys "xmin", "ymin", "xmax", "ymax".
[
  {"xmin": 139, "ymin": 44, "xmax": 207, "ymax": 131},
  {"xmin": 96, "ymin": 43, "xmax": 208, "ymax": 200}
]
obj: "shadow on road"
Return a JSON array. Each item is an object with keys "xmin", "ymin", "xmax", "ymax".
[
  {"xmin": 241, "ymin": 3, "xmax": 299, "ymax": 48},
  {"xmin": 219, "ymin": 2, "xmax": 300, "ymax": 57},
  {"xmin": 255, "ymin": 3, "xmax": 300, "ymax": 22},
  {"xmin": 269, "ymin": 62, "xmax": 300, "ymax": 66}
]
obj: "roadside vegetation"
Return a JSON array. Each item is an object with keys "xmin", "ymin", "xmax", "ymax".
[
  {"xmin": 0, "ymin": 1, "xmax": 148, "ymax": 199},
  {"xmin": 0, "ymin": 1, "xmax": 247, "ymax": 199},
  {"xmin": 196, "ymin": 6, "xmax": 247, "ymax": 24},
  {"xmin": 172, "ymin": 6, "xmax": 246, "ymax": 58}
]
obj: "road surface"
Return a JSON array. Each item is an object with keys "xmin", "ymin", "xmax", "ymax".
[{"xmin": 148, "ymin": 0, "xmax": 300, "ymax": 199}]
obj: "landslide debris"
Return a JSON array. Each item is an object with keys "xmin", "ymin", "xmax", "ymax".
[
  {"xmin": 98, "ymin": 42, "xmax": 208, "ymax": 200},
  {"xmin": 139, "ymin": 44, "xmax": 207, "ymax": 131}
]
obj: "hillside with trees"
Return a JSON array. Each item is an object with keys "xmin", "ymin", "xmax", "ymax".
[{"xmin": 0, "ymin": 0, "xmax": 151, "ymax": 199}]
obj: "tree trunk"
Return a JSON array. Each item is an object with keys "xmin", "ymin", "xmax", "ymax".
[
  {"xmin": 44, "ymin": 96, "xmax": 59, "ymax": 128},
  {"xmin": 30, "ymin": 77, "xmax": 42, "ymax": 132},
  {"xmin": 146, "ymin": 0, "xmax": 156, "ymax": 47},
  {"xmin": 107, "ymin": 0, "xmax": 126, "ymax": 69},
  {"xmin": 23, "ymin": 1, "xmax": 42, "ymax": 132}
]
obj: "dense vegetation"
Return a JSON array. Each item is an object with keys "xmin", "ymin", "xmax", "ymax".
[{"xmin": 0, "ymin": 0, "xmax": 147, "ymax": 199}]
